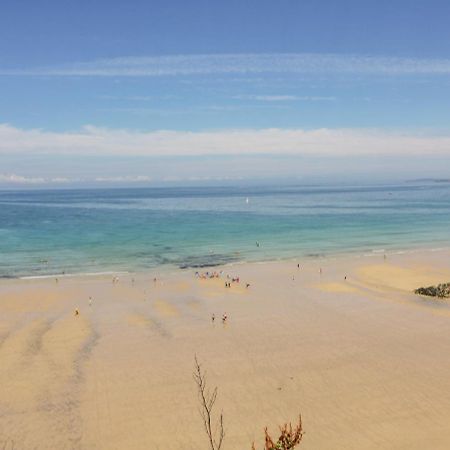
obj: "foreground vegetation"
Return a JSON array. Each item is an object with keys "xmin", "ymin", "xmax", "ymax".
[
  {"xmin": 415, "ymin": 282, "xmax": 450, "ymax": 298},
  {"xmin": 194, "ymin": 357, "xmax": 304, "ymax": 450}
]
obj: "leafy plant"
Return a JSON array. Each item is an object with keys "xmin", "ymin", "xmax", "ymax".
[{"xmin": 252, "ymin": 416, "xmax": 303, "ymax": 450}]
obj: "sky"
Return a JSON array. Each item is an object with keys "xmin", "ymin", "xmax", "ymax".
[{"xmin": 1, "ymin": 0, "xmax": 450, "ymax": 187}]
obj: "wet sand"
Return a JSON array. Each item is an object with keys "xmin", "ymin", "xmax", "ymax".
[{"xmin": 1, "ymin": 249, "xmax": 450, "ymax": 449}]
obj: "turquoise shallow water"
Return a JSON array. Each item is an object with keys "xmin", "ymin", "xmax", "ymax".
[{"xmin": 0, "ymin": 183, "xmax": 449, "ymax": 278}]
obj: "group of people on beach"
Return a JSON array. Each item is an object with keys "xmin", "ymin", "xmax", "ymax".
[
  {"xmin": 76, "ymin": 267, "xmax": 252, "ymax": 321},
  {"xmin": 195, "ymin": 270, "xmax": 249, "ymax": 289},
  {"xmin": 71, "ymin": 252, "xmax": 382, "ymax": 322},
  {"xmin": 225, "ymin": 276, "xmax": 239, "ymax": 288},
  {"xmin": 211, "ymin": 312, "xmax": 228, "ymax": 324},
  {"xmin": 195, "ymin": 270, "xmax": 223, "ymax": 279}
]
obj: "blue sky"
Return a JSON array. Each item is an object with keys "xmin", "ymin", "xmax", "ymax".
[{"xmin": 1, "ymin": 0, "xmax": 450, "ymax": 186}]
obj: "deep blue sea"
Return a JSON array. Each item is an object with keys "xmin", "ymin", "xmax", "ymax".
[{"xmin": 0, "ymin": 182, "xmax": 449, "ymax": 278}]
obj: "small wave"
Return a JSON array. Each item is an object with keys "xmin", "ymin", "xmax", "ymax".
[
  {"xmin": 305, "ymin": 253, "xmax": 325, "ymax": 258},
  {"xmin": 20, "ymin": 271, "xmax": 129, "ymax": 280}
]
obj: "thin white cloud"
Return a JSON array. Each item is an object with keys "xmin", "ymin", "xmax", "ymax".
[
  {"xmin": 254, "ymin": 95, "xmax": 299, "ymax": 101},
  {"xmin": 0, "ymin": 174, "xmax": 72, "ymax": 184},
  {"xmin": 1, "ymin": 123, "xmax": 450, "ymax": 157},
  {"xmin": 3, "ymin": 53, "xmax": 450, "ymax": 77},
  {"xmin": 94, "ymin": 175, "xmax": 152, "ymax": 182},
  {"xmin": 0, "ymin": 174, "xmax": 46, "ymax": 184},
  {"xmin": 99, "ymin": 94, "xmax": 180, "ymax": 101},
  {"xmin": 234, "ymin": 95, "xmax": 336, "ymax": 102},
  {"xmin": 0, "ymin": 173, "xmax": 153, "ymax": 185},
  {"xmin": 99, "ymin": 104, "xmax": 290, "ymax": 115},
  {"xmin": 50, "ymin": 177, "xmax": 71, "ymax": 183}
]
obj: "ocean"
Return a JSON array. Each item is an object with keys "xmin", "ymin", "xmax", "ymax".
[{"xmin": 0, "ymin": 182, "xmax": 449, "ymax": 278}]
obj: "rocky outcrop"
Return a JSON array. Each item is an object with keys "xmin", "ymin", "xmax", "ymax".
[{"xmin": 414, "ymin": 283, "xmax": 450, "ymax": 298}]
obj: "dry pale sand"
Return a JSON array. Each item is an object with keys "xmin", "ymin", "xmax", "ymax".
[{"xmin": 1, "ymin": 249, "xmax": 450, "ymax": 449}]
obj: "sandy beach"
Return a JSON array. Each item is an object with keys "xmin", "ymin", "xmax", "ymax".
[{"xmin": 1, "ymin": 248, "xmax": 450, "ymax": 449}]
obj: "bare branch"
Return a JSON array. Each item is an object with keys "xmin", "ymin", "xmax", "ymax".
[{"xmin": 194, "ymin": 356, "xmax": 225, "ymax": 450}]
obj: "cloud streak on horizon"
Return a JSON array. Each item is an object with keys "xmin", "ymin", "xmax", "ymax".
[
  {"xmin": 1, "ymin": 123, "xmax": 450, "ymax": 158},
  {"xmin": 3, "ymin": 53, "xmax": 450, "ymax": 77},
  {"xmin": 0, "ymin": 173, "xmax": 155, "ymax": 185}
]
